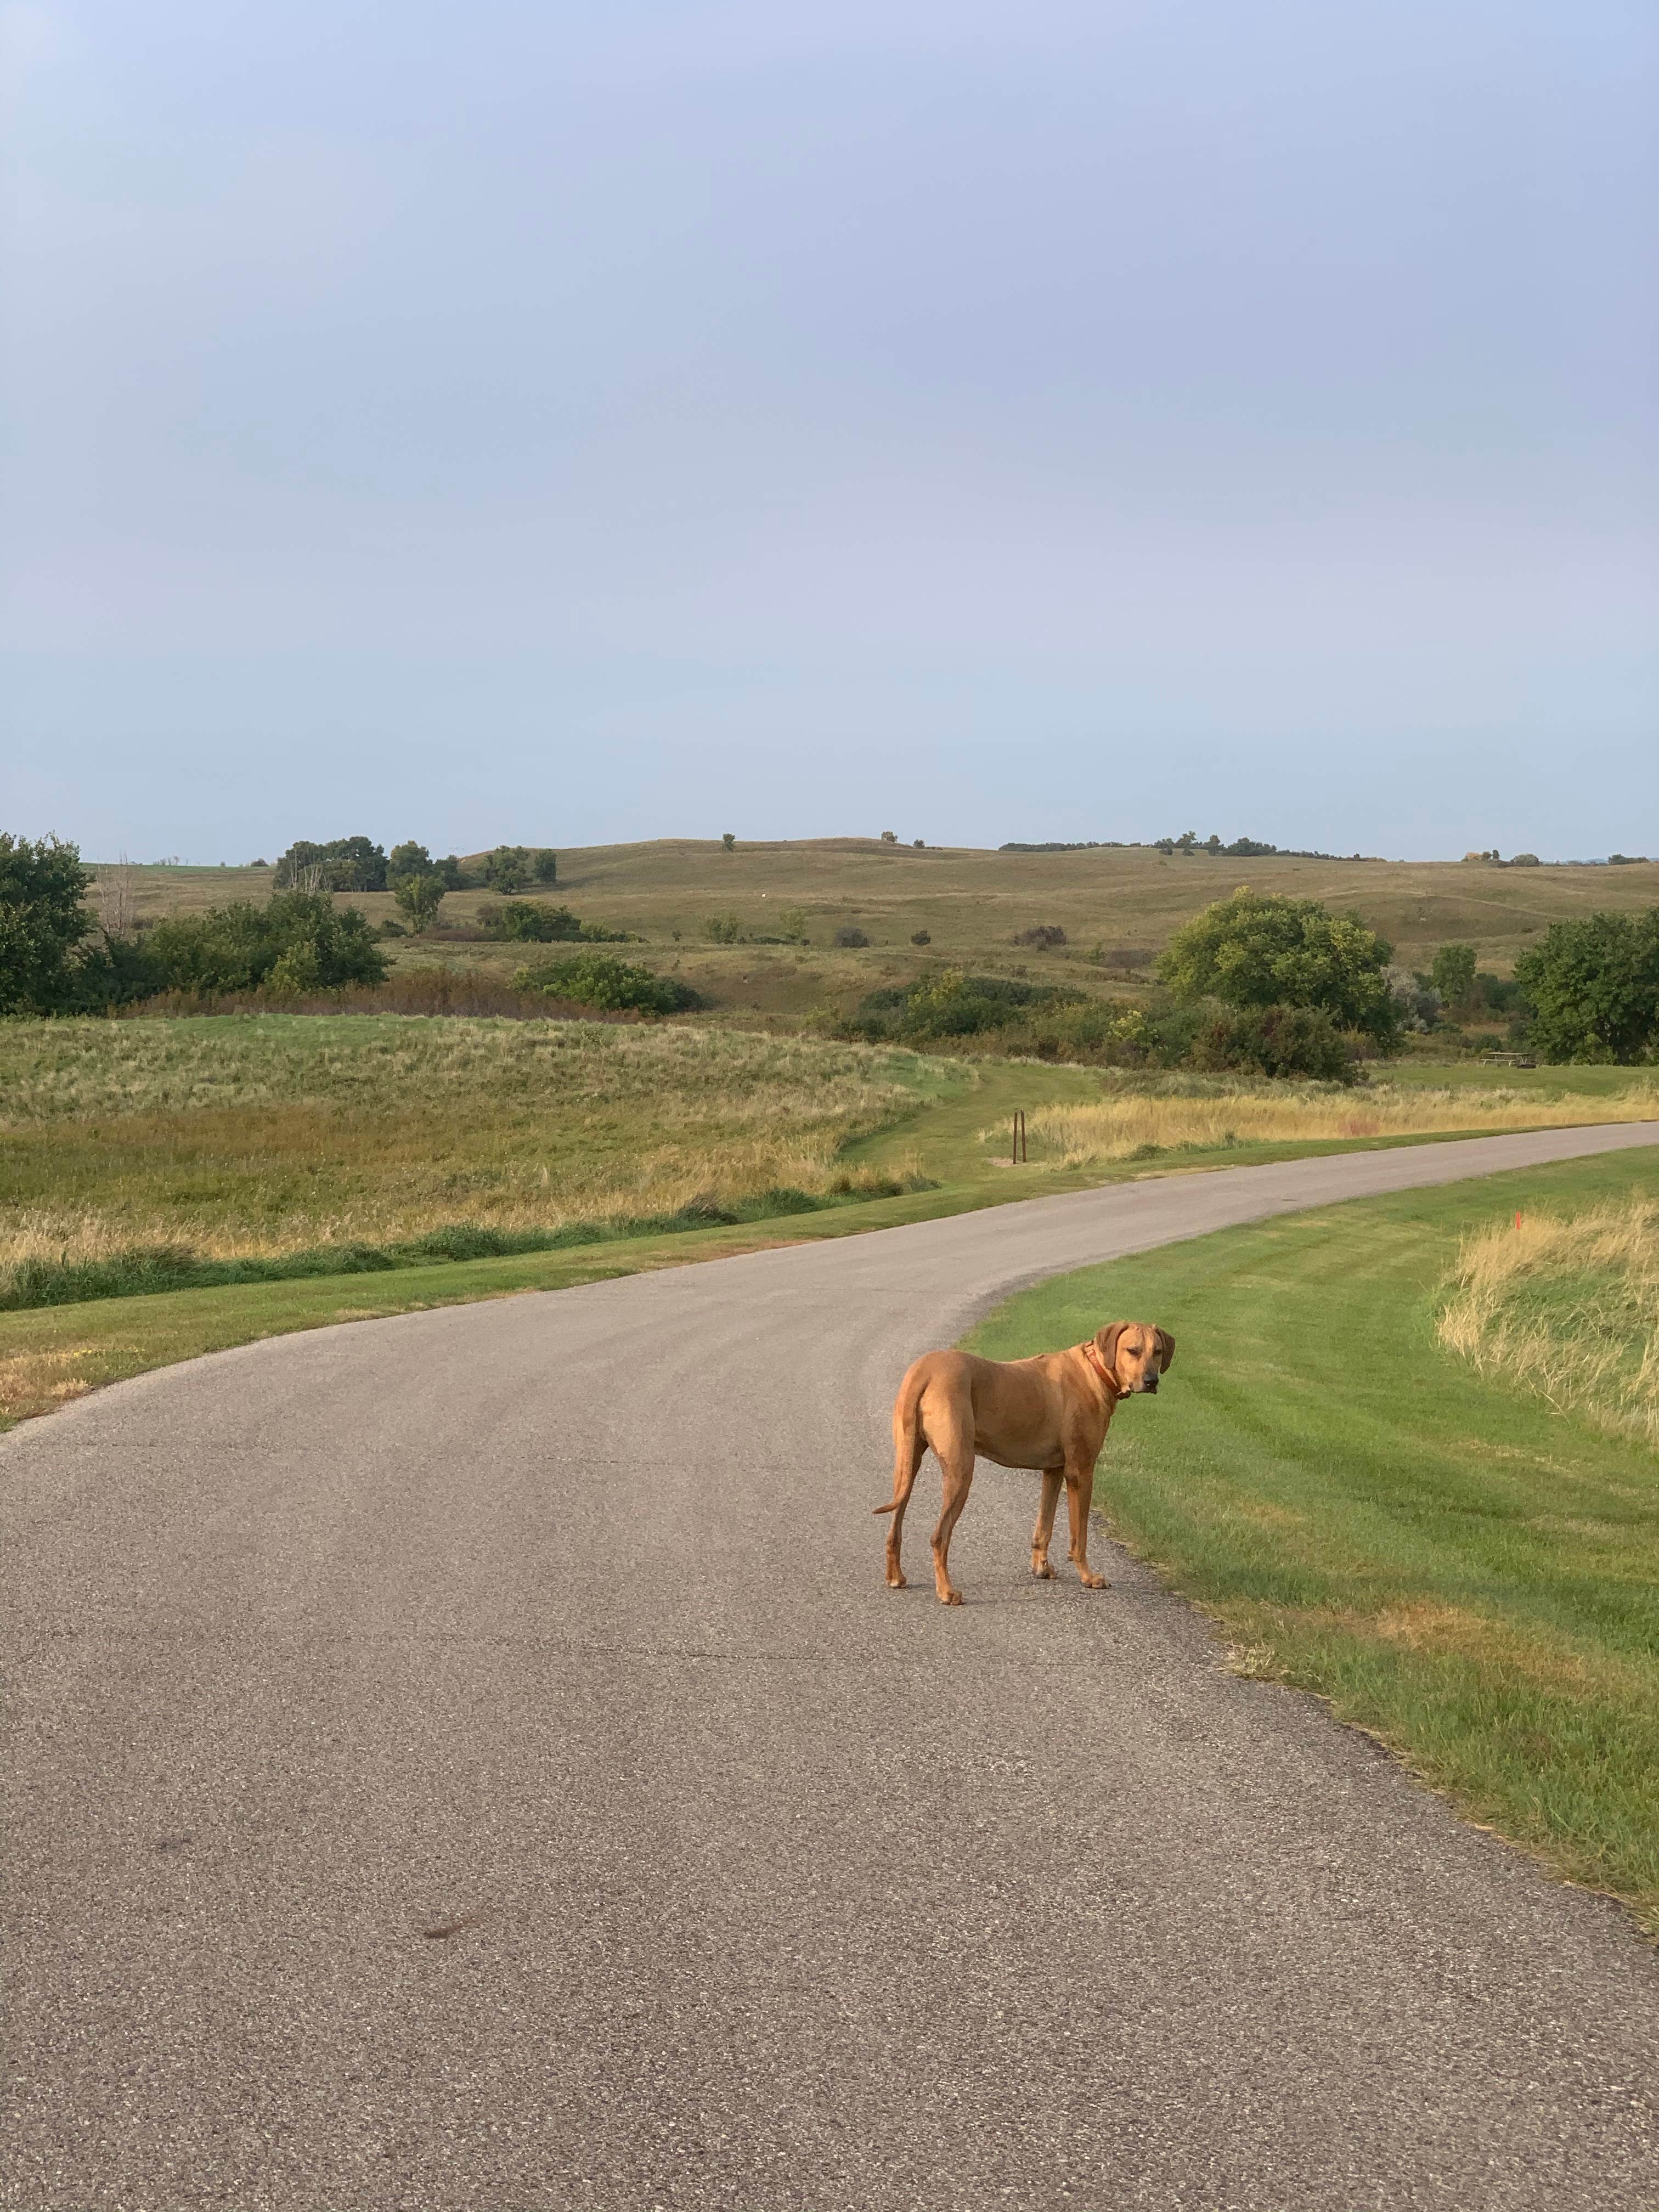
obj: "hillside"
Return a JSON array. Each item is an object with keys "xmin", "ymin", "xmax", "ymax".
[{"xmin": 88, "ymin": 840, "xmax": 1659, "ymax": 1029}]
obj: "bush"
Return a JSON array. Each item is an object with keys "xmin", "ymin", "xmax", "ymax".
[
  {"xmin": 1188, "ymin": 1005, "xmax": 1358, "ymax": 1084},
  {"xmin": 1429, "ymin": 943, "xmax": 1477, "ymax": 1012},
  {"xmin": 482, "ymin": 844, "xmax": 533, "ymax": 893},
  {"xmin": 273, "ymin": 837, "xmax": 387, "ymax": 891},
  {"xmin": 910, "ymin": 929, "xmax": 930, "ymax": 946},
  {"xmin": 776, "ymin": 907, "xmax": 809, "ymax": 944},
  {"xmin": 881, "ymin": 830, "xmax": 898, "ymax": 843},
  {"xmin": 1013, "ymin": 924, "xmax": 1067, "ymax": 949},
  {"xmin": 721, "ymin": 832, "xmax": 736, "ymax": 851},
  {"xmin": 512, "ymin": 952, "xmax": 701, "ymax": 1014},
  {"xmin": 703, "ymin": 913, "xmax": 742, "ymax": 944},
  {"xmin": 139, "ymin": 891, "xmax": 388, "ymax": 996},
  {"xmin": 1159, "ymin": 888, "xmax": 1399, "ymax": 1048},
  {"xmin": 833, "ymin": 925, "xmax": 870, "ymax": 948},
  {"xmin": 1514, "ymin": 910, "xmax": 1659, "ymax": 1062},
  {"xmin": 0, "ymin": 832, "xmax": 96, "ymax": 1013},
  {"xmin": 532, "ymin": 849, "xmax": 558, "ymax": 884},
  {"xmin": 479, "ymin": 900, "xmax": 580, "ymax": 943}
]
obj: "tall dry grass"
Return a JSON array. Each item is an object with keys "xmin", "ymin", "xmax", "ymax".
[
  {"xmin": 1438, "ymin": 1199, "xmax": 1659, "ymax": 1448},
  {"xmin": 1014, "ymin": 1076, "xmax": 1659, "ymax": 1166},
  {"xmin": 0, "ymin": 1016, "xmax": 934, "ymax": 1287}
]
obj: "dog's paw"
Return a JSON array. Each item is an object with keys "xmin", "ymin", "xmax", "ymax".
[
  {"xmin": 885, "ymin": 1571, "xmax": 908, "ymax": 1589},
  {"xmin": 1032, "ymin": 1559, "xmax": 1055, "ymax": 1579},
  {"xmin": 1079, "ymin": 1572, "xmax": 1110, "ymax": 1590},
  {"xmin": 939, "ymin": 1588, "xmax": 964, "ymax": 1606}
]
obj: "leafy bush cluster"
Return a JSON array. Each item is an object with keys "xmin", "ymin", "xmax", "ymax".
[
  {"xmin": 136, "ymin": 893, "xmax": 388, "ymax": 997},
  {"xmin": 1156, "ymin": 888, "xmax": 1399, "ymax": 1047},
  {"xmin": 513, "ymin": 952, "xmax": 701, "ymax": 1014},
  {"xmin": 478, "ymin": 901, "xmax": 626, "ymax": 945}
]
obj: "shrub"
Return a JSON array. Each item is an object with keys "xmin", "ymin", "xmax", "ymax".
[
  {"xmin": 1514, "ymin": 910, "xmax": 1659, "ymax": 1063},
  {"xmin": 1188, "ymin": 1005, "xmax": 1358, "ymax": 1084},
  {"xmin": 273, "ymin": 837, "xmax": 387, "ymax": 891},
  {"xmin": 532, "ymin": 849, "xmax": 558, "ymax": 884},
  {"xmin": 912, "ymin": 839, "xmax": 925, "ymax": 849},
  {"xmin": 479, "ymin": 902, "xmax": 625, "ymax": 945},
  {"xmin": 139, "ymin": 891, "xmax": 388, "ymax": 995},
  {"xmin": 881, "ymin": 830, "xmax": 898, "ymax": 843},
  {"xmin": 513, "ymin": 952, "xmax": 701, "ymax": 1014},
  {"xmin": 1159, "ymin": 888, "xmax": 1399, "ymax": 1048},
  {"xmin": 703, "ymin": 913, "xmax": 742, "ymax": 944},
  {"xmin": 0, "ymin": 833, "xmax": 96, "ymax": 1013},
  {"xmin": 1013, "ymin": 924, "xmax": 1067, "ymax": 949},
  {"xmin": 833, "ymin": 925, "xmax": 870, "ymax": 948},
  {"xmin": 721, "ymin": 832, "xmax": 736, "ymax": 851},
  {"xmin": 775, "ymin": 907, "xmax": 809, "ymax": 943},
  {"xmin": 910, "ymin": 929, "xmax": 930, "ymax": 946},
  {"xmin": 1509, "ymin": 852, "xmax": 1541, "ymax": 867}
]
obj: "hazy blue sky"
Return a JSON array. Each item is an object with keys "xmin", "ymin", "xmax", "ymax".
[{"xmin": 3, "ymin": 0, "xmax": 1655, "ymax": 860}]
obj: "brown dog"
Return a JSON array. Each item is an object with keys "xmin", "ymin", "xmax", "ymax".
[{"xmin": 875, "ymin": 1321, "xmax": 1173, "ymax": 1604}]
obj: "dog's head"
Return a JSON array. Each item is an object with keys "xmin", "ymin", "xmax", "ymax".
[{"xmin": 1094, "ymin": 1321, "xmax": 1175, "ymax": 1396}]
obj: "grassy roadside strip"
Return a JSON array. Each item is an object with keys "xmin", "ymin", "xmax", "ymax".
[
  {"xmin": 964, "ymin": 1150, "xmax": 1659, "ymax": 1933},
  {"xmin": 2, "ymin": 1118, "xmax": 1655, "ymax": 1435}
]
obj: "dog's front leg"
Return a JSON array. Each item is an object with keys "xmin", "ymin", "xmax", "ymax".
[
  {"xmin": 1031, "ymin": 1468, "xmax": 1063, "ymax": 1579},
  {"xmin": 1065, "ymin": 1462, "xmax": 1109, "ymax": 1590}
]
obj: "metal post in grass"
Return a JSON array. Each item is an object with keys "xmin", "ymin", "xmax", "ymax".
[{"xmin": 1012, "ymin": 1109, "xmax": 1027, "ymax": 1165}]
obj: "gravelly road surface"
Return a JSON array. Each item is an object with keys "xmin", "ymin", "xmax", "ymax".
[{"xmin": 7, "ymin": 1124, "xmax": 1659, "ymax": 2212}]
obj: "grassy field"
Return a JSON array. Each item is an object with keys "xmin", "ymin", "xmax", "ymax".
[
  {"xmin": 91, "ymin": 842, "xmax": 1659, "ymax": 1031},
  {"xmin": 966, "ymin": 1149, "xmax": 1659, "ymax": 1933},
  {"xmin": 0, "ymin": 1015, "xmax": 962, "ymax": 1278}
]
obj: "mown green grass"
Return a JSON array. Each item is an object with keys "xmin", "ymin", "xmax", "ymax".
[{"xmin": 966, "ymin": 1148, "xmax": 1659, "ymax": 1931}]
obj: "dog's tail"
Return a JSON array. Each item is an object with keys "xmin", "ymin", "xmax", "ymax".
[{"xmin": 874, "ymin": 1364, "xmax": 927, "ymax": 1515}]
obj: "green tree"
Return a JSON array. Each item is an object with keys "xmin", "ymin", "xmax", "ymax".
[
  {"xmin": 1429, "ymin": 943, "xmax": 1478, "ymax": 1012},
  {"xmin": 703, "ymin": 913, "xmax": 741, "ymax": 944},
  {"xmin": 0, "ymin": 833, "xmax": 94, "ymax": 1013},
  {"xmin": 483, "ymin": 844, "xmax": 531, "ymax": 893},
  {"xmin": 1158, "ymin": 888, "xmax": 1400, "ymax": 1047},
  {"xmin": 273, "ymin": 837, "xmax": 388, "ymax": 891},
  {"xmin": 721, "ymin": 832, "xmax": 736, "ymax": 851},
  {"xmin": 387, "ymin": 840, "xmax": 433, "ymax": 884},
  {"xmin": 393, "ymin": 873, "xmax": 446, "ymax": 934},
  {"xmin": 532, "ymin": 849, "xmax": 558, "ymax": 884},
  {"xmin": 1514, "ymin": 911, "xmax": 1659, "ymax": 1063}
]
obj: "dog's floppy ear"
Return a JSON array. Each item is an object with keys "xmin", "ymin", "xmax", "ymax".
[
  {"xmin": 1094, "ymin": 1322, "xmax": 1130, "ymax": 1374},
  {"xmin": 1155, "ymin": 1327, "xmax": 1175, "ymax": 1373}
]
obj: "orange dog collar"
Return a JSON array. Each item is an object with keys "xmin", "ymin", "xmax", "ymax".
[{"xmin": 1080, "ymin": 1341, "xmax": 1119, "ymax": 1391}]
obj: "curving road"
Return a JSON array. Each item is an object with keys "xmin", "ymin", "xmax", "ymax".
[{"xmin": 7, "ymin": 1125, "xmax": 1659, "ymax": 2211}]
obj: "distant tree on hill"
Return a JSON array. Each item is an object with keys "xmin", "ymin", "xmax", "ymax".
[
  {"xmin": 482, "ymin": 845, "xmax": 532, "ymax": 893},
  {"xmin": 387, "ymin": 841, "xmax": 433, "ymax": 883},
  {"xmin": 274, "ymin": 837, "xmax": 388, "ymax": 891},
  {"xmin": 393, "ymin": 874, "xmax": 446, "ymax": 934},
  {"xmin": 1429, "ymin": 943, "xmax": 1478, "ymax": 1012},
  {"xmin": 721, "ymin": 832, "xmax": 736, "ymax": 851}
]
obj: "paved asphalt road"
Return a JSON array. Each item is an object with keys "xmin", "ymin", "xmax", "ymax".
[{"xmin": 7, "ymin": 1125, "xmax": 1659, "ymax": 2212}]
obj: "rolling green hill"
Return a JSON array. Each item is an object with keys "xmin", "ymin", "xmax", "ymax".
[{"xmin": 89, "ymin": 839, "xmax": 1659, "ymax": 1029}]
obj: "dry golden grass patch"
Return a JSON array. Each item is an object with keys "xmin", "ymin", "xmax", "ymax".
[
  {"xmin": 0, "ymin": 1015, "xmax": 943, "ymax": 1276},
  {"xmin": 1015, "ymin": 1077, "xmax": 1659, "ymax": 1166},
  {"xmin": 1438, "ymin": 1197, "xmax": 1659, "ymax": 1448}
]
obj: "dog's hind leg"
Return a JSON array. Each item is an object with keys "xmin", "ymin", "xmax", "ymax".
[
  {"xmin": 883, "ymin": 1427, "xmax": 927, "ymax": 1589},
  {"xmin": 930, "ymin": 1440, "xmax": 976, "ymax": 1606},
  {"xmin": 1031, "ymin": 1468, "xmax": 1063, "ymax": 1579}
]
